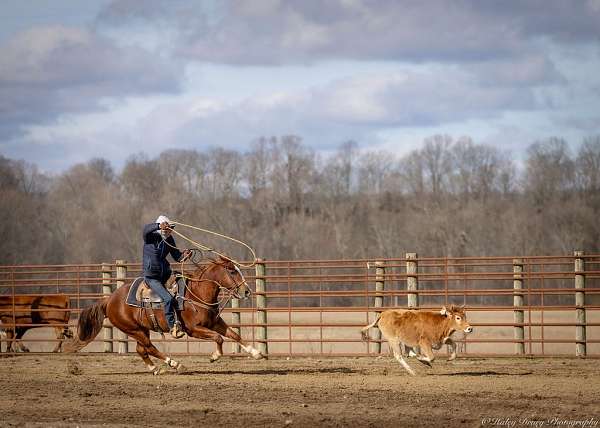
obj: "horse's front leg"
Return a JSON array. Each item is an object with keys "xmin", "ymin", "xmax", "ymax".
[
  {"xmin": 213, "ymin": 317, "xmax": 265, "ymax": 360},
  {"xmin": 187, "ymin": 325, "xmax": 224, "ymax": 362}
]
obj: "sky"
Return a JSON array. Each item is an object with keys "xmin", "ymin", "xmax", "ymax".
[{"xmin": 1, "ymin": 0, "xmax": 600, "ymax": 173}]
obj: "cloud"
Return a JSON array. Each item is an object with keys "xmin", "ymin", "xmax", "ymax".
[
  {"xmin": 0, "ymin": 25, "xmax": 183, "ymax": 138},
  {"xmin": 469, "ymin": 54, "xmax": 566, "ymax": 88},
  {"xmin": 141, "ymin": 68, "xmax": 540, "ymax": 152},
  {"xmin": 3, "ymin": 0, "xmax": 598, "ymax": 173},
  {"xmin": 97, "ymin": 0, "xmax": 600, "ymax": 65}
]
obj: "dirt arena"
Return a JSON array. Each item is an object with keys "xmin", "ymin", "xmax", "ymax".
[{"xmin": 1, "ymin": 354, "xmax": 599, "ymax": 428}]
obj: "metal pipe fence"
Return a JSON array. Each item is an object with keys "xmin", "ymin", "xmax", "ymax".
[{"xmin": 1, "ymin": 252, "xmax": 599, "ymax": 357}]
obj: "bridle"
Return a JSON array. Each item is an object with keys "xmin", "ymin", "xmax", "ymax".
[
  {"xmin": 159, "ymin": 233, "xmax": 251, "ymax": 315},
  {"xmin": 180, "ymin": 261, "xmax": 250, "ymax": 317}
]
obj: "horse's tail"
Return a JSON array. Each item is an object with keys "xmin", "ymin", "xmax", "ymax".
[
  {"xmin": 63, "ymin": 298, "xmax": 108, "ymax": 353},
  {"xmin": 360, "ymin": 312, "xmax": 382, "ymax": 341}
]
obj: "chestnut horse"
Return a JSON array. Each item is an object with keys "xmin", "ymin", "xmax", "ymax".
[{"xmin": 65, "ymin": 257, "xmax": 265, "ymax": 374}]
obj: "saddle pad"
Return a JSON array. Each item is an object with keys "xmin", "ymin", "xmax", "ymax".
[
  {"xmin": 126, "ymin": 278, "xmax": 164, "ymax": 308},
  {"xmin": 125, "ymin": 277, "xmax": 186, "ymax": 309}
]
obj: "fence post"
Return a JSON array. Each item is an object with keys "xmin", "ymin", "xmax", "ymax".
[
  {"xmin": 372, "ymin": 261, "xmax": 385, "ymax": 354},
  {"xmin": 231, "ymin": 296, "xmax": 241, "ymax": 354},
  {"xmin": 575, "ymin": 251, "xmax": 586, "ymax": 357},
  {"xmin": 513, "ymin": 259, "xmax": 525, "ymax": 355},
  {"xmin": 255, "ymin": 259, "xmax": 268, "ymax": 356},
  {"xmin": 115, "ymin": 260, "xmax": 128, "ymax": 354},
  {"xmin": 102, "ymin": 263, "xmax": 113, "ymax": 353},
  {"xmin": 406, "ymin": 253, "xmax": 418, "ymax": 308}
]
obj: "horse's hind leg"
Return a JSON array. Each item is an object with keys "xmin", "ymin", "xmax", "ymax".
[
  {"xmin": 126, "ymin": 329, "xmax": 184, "ymax": 374},
  {"xmin": 213, "ymin": 317, "xmax": 265, "ymax": 360},
  {"xmin": 135, "ymin": 341, "xmax": 160, "ymax": 374}
]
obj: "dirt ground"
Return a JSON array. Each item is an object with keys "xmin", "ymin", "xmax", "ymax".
[{"xmin": 0, "ymin": 354, "xmax": 599, "ymax": 428}]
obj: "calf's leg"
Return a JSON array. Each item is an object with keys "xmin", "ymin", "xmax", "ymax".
[
  {"xmin": 416, "ymin": 340, "xmax": 434, "ymax": 367},
  {"xmin": 445, "ymin": 338, "xmax": 457, "ymax": 361},
  {"xmin": 389, "ymin": 339, "xmax": 415, "ymax": 376}
]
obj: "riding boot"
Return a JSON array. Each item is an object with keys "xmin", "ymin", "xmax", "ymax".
[{"xmin": 170, "ymin": 323, "xmax": 185, "ymax": 339}]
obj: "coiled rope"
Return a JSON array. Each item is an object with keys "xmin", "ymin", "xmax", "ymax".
[{"xmin": 169, "ymin": 221, "xmax": 257, "ymax": 268}]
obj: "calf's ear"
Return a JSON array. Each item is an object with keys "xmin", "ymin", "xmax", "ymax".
[{"xmin": 440, "ymin": 306, "xmax": 449, "ymax": 316}]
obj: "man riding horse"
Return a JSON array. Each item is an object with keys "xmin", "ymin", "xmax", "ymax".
[{"xmin": 143, "ymin": 215, "xmax": 191, "ymax": 339}]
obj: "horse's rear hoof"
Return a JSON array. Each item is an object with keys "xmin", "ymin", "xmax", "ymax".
[
  {"xmin": 153, "ymin": 366, "xmax": 167, "ymax": 375},
  {"xmin": 417, "ymin": 359, "xmax": 432, "ymax": 368},
  {"xmin": 253, "ymin": 352, "xmax": 266, "ymax": 360}
]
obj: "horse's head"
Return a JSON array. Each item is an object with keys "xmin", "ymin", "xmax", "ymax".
[{"xmin": 208, "ymin": 256, "xmax": 251, "ymax": 299}]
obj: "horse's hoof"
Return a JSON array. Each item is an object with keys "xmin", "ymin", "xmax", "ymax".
[
  {"xmin": 176, "ymin": 364, "xmax": 186, "ymax": 374},
  {"xmin": 153, "ymin": 366, "xmax": 167, "ymax": 376},
  {"xmin": 253, "ymin": 352, "xmax": 266, "ymax": 360},
  {"xmin": 417, "ymin": 359, "xmax": 432, "ymax": 368},
  {"xmin": 209, "ymin": 353, "xmax": 221, "ymax": 363}
]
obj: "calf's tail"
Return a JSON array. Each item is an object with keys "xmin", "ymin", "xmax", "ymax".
[
  {"xmin": 360, "ymin": 313, "xmax": 382, "ymax": 341},
  {"xmin": 63, "ymin": 298, "xmax": 108, "ymax": 353}
]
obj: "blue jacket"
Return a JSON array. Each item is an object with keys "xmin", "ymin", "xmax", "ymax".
[{"xmin": 142, "ymin": 223, "xmax": 184, "ymax": 282}]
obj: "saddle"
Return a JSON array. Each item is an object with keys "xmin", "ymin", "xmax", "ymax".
[
  {"xmin": 126, "ymin": 275, "xmax": 186, "ymax": 309},
  {"xmin": 125, "ymin": 275, "xmax": 187, "ymax": 333}
]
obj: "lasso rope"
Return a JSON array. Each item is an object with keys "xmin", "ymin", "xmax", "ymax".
[{"xmin": 169, "ymin": 221, "xmax": 257, "ymax": 268}]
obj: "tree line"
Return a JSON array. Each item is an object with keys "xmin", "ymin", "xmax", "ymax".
[{"xmin": 1, "ymin": 135, "xmax": 599, "ymax": 265}]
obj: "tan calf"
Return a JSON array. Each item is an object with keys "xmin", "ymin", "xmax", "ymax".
[{"xmin": 361, "ymin": 305, "xmax": 472, "ymax": 375}]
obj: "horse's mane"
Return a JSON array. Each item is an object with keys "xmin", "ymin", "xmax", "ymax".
[{"xmin": 182, "ymin": 258, "xmax": 222, "ymax": 279}]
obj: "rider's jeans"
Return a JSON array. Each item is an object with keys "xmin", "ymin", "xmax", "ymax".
[{"xmin": 144, "ymin": 277, "xmax": 176, "ymax": 329}]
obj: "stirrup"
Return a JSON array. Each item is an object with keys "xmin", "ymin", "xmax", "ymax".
[{"xmin": 170, "ymin": 324, "xmax": 185, "ymax": 339}]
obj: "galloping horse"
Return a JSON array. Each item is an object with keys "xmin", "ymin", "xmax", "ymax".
[{"xmin": 65, "ymin": 257, "xmax": 265, "ymax": 373}]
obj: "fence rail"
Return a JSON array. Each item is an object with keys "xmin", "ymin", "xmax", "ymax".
[{"xmin": 1, "ymin": 252, "xmax": 599, "ymax": 357}]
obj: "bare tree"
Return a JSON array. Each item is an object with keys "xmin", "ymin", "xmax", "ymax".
[
  {"xmin": 3, "ymin": 134, "xmax": 600, "ymax": 265},
  {"xmin": 524, "ymin": 138, "xmax": 575, "ymax": 206},
  {"xmin": 421, "ymin": 135, "xmax": 453, "ymax": 197},
  {"xmin": 576, "ymin": 136, "xmax": 600, "ymax": 194}
]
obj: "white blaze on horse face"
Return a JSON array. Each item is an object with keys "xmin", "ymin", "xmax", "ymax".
[
  {"xmin": 234, "ymin": 265, "xmax": 251, "ymax": 299},
  {"xmin": 234, "ymin": 265, "xmax": 243, "ymax": 280}
]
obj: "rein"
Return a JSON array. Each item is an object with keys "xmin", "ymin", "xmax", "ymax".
[{"xmin": 178, "ymin": 263, "xmax": 249, "ymax": 318}]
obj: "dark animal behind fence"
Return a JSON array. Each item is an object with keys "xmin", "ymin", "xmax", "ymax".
[{"xmin": 0, "ymin": 295, "xmax": 73, "ymax": 352}]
